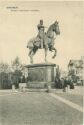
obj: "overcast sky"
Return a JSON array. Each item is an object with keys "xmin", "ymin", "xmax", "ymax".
[{"xmin": 0, "ymin": 1, "xmax": 84, "ymax": 70}]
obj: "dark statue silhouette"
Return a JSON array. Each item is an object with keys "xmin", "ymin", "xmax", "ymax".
[{"xmin": 27, "ymin": 20, "xmax": 60, "ymax": 63}]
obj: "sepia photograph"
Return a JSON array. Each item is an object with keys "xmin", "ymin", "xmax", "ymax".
[{"xmin": 0, "ymin": 1, "xmax": 83, "ymax": 125}]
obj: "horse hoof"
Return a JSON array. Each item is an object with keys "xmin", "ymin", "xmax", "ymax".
[{"xmin": 52, "ymin": 55, "xmax": 56, "ymax": 58}]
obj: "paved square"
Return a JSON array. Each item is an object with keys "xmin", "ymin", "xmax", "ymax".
[{"xmin": 0, "ymin": 92, "xmax": 83, "ymax": 125}]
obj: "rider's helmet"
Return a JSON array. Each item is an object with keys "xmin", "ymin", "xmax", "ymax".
[{"xmin": 40, "ymin": 19, "xmax": 43, "ymax": 25}]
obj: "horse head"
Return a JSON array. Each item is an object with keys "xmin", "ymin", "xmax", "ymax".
[{"xmin": 53, "ymin": 21, "xmax": 60, "ymax": 35}]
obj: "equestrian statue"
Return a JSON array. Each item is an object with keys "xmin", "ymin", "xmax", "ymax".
[{"xmin": 27, "ymin": 20, "xmax": 60, "ymax": 64}]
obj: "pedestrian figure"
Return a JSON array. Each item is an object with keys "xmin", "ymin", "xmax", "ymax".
[
  {"xmin": 65, "ymin": 77, "xmax": 69, "ymax": 92},
  {"xmin": 61, "ymin": 78, "xmax": 66, "ymax": 92},
  {"xmin": 70, "ymin": 79, "xmax": 74, "ymax": 89}
]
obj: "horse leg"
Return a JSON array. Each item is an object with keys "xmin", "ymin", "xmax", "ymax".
[
  {"xmin": 45, "ymin": 48, "xmax": 47, "ymax": 62},
  {"xmin": 29, "ymin": 49, "xmax": 34, "ymax": 64},
  {"xmin": 29, "ymin": 46, "xmax": 38, "ymax": 64},
  {"xmin": 49, "ymin": 46, "xmax": 57, "ymax": 58},
  {"xmin": 30, "ymin": 54, "xmax": 33, "ymax": 64},
  {"xmin": 44, "ymin": 46, "xmax": 48, "ymax": 62},
  {"xmin": 52, "ymin": 47, "xmax": 57, "ymax": 58},
  {"xmin": 40, "ymin": 39, "xmax": 43, "ymax": 49}
]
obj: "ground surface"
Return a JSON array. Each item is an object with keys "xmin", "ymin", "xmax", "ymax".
[
  {"xmin": 0, "ymin": 87, "xmax": 83, "ymax": 125},
  {"xmin": 54, "ymin": 86, "xmax": 83, "ymax": 107}
]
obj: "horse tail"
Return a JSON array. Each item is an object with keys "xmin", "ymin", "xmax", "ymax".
[{"xmin": 27, "ymin": 38, "xmax": 35, "ymax": 49}]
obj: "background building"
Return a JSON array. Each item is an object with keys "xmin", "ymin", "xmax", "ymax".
[{"xmin": 68, "ymin": 56, "xmax": 84, "ymax": 85}]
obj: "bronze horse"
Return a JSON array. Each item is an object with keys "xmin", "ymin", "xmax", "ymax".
[{"xmin": 27, "ymin": 21, "xmax": 60, "ymax": 63}]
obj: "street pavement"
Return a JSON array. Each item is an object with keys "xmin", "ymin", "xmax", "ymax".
[{"xmin": 0, "ymin": 86, "xmax": 83, "ymax": 125}]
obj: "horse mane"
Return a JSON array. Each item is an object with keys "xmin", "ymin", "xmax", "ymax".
[{"xmin": 46, "ymin": 23, "xmax": 54, "ymax": 36}]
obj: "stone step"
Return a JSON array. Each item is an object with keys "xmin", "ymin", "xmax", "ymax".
[
  {"xmin": 26, "ymin": 88, "xmax": 47, "ymax": 92},
  {"xmin": 27, "ymin": 83, "xmax": 45, "ymax": 89}
]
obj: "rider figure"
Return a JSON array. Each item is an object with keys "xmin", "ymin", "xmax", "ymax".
[{"xmin": 37, "ymin": 20, "xmax": 45, "ymax": 49}]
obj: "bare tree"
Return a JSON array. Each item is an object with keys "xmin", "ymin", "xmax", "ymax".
[{"xmin": 11, "ymin": 57, "xmax": 22, "ymax": 88}]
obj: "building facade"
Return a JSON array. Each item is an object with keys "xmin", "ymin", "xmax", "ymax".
[{"xmin": 68, "ymin": 56, "xmax": 84, "ymax": 85}]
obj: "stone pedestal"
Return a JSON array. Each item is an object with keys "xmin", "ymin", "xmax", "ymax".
[{"xmin": 26, "ymin": 63, "xmax": 56, "ymax": 88}]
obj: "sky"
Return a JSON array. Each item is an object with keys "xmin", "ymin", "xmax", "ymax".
[{"xmin": 0, "ymin": 1, "xmax": 84, "ymax": 71}]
